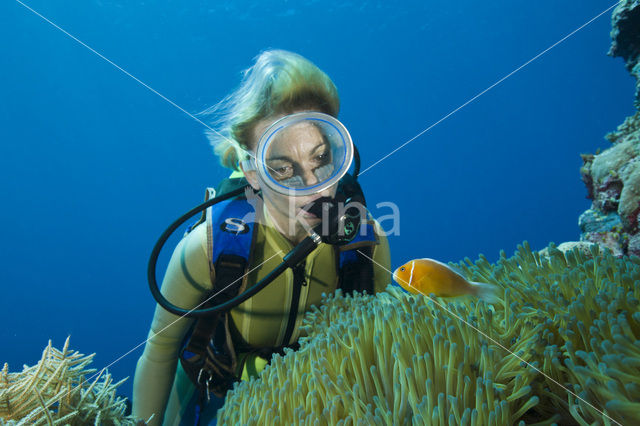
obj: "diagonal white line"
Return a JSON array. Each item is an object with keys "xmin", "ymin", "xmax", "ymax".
[
  {"xmin": 359, "ymin": 249, "xmax": 622, "ymax": 426},
  {"xmin": 358, "ymin": 1, "xmax": 622, "ymax": 176},
  {"xmin": 13, "ymin": 1, "xmax": 214, "ymax": 138},
  {"xmin": 13, "ymin": 0, "xmax": 284, "ymax": 174}
]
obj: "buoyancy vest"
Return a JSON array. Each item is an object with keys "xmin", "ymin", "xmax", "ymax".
[{"xmin": 179, "ymin": 177, "xmax": 377, "ymax": 401}]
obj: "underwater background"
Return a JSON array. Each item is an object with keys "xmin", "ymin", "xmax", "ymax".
[{"xmin": 0, "ymin": 0, "xmax": 635, "ymax": 403}]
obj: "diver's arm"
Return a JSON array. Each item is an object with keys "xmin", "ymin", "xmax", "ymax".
[
  {"xmin": 132, "ymin": 223, "xmax": 212, "ymax": 426},
  {"xmin": 372, "ymin": 220, "xmax": 392, "ymax": 294}
]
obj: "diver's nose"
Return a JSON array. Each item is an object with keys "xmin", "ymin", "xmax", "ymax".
[{"xmin": 301, "ymin": 167, "xmax": 319, "ymax": 186}]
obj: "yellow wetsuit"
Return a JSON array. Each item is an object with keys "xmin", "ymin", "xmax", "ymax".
[{"xmin": 132, "ymin": 198, "xmax": 391, "ymax": 425}]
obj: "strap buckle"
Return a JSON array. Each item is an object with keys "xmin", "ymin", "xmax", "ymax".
[{"xmin": 197, "ymin": 368, "xmax": 212, "ymax": 403}]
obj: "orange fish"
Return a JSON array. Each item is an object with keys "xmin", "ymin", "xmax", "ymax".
[{"xmin": 393, "ymin": 258, "xmax": 498, "ymax": 302}]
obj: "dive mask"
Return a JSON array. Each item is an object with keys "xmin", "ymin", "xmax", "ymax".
[{"xmin": 241, "ymin": 112, "xmax": 353, "ymax": 197}]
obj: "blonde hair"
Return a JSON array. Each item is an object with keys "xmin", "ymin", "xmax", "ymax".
[{"xmin": 202, "ymin": 50, "xmax": 340, "ymax": 171}]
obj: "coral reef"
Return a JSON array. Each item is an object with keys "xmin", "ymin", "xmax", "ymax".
[
  {"xmin": 578, "ymin": 0, "xmax": 640, "ymax": 256},
  {"xmin": 217, "ymin": 242, "xmax": 640, "ymax": 425},
  {"xmin": 579, "ymin": 112, "xmax": 640, "ymax": 257},
  {"xmin": 0, "ymin": 338, "xmax": 146, "ymax": 426},
  {"xmin": 609, "ymin": 0, "xmax": 640, "ymax": 108}
]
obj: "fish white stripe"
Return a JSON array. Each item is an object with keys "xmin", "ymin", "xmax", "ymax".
[{"xmin": 409, "ymin": 261, "xmax": 416, "ymax": 288}]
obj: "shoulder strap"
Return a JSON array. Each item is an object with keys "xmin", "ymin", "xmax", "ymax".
[
  {"xmin": 337, "ymin": 217, "xmax": 378, "ymax": 295},
  {"xmin": 180, "ymin": 190, "xmax": 258, "ymax": 399},
  {"xmin": 207, "ymin": 197, "xmax": 256, "ymax": 299},
  {"xmin": 184, "ymin": 187, "xmax": 216, "ymax": 235},
  {"xmin": 185, "ymin": 178, "xmax": 253, "ymax": 281}
]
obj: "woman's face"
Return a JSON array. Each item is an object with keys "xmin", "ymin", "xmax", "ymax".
[{"xmin": 243, "ymin": 112, "xmax": 338, "ymax": 242}]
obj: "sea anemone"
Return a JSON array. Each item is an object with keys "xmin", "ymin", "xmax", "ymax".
[
  {"xmin": 218, "ymin": 242, "xmax": 640, "ymax": 425},
  {"xmin": 459, "ymin": 242, "xmax": 640, "ymax": 424}
]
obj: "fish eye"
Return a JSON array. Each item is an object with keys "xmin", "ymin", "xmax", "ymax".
[{"xmin": 400, "ymin": 267, "xmax": 405, "ymax": 272}]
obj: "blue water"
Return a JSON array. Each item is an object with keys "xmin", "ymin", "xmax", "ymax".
[{"xmin": 0, "ymin": 0, "xmax": 634, "ymax": 406}]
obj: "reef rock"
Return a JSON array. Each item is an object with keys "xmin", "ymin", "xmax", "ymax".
[
  {"xmin": 609, "ymin": 0, "xmax": 640, "ymax": 107},
  {"xmin": 579, "ymin": 0, "xmax": 640, "ymax": 257},
  {"xmin": 538, "ymin": 240, "xmax": 601, "ymax": 258}
]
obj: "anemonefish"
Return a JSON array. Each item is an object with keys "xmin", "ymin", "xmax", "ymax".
[{"xmin": 393, "ymin": 258, "xmax": 498, "ymax": 302}]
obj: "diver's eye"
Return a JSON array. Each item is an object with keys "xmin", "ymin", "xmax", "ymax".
[
  {"xmin": 272, "ymin": 165, "xmax": 294, "ymax": 179},
  {"xmin": 314, "ymin": 152, "xmax": 330, "ymax": 164},
  {"xmin": 400, "ymin": 267, "xmax": 405, "ymax": 272}
]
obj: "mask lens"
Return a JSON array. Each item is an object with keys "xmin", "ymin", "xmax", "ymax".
[{"xmin": 258, "ymin": 113, "xmax": 352, "ymax": 196}]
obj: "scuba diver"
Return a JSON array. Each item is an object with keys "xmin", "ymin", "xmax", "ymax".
[{"xmin": 132, "ymin": 49, "xmax": 391, "ymax": 426}]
